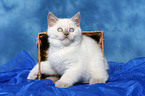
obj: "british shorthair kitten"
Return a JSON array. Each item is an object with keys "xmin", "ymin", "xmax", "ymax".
[{"xmin": 27, "ymin": 12, "xmax": 109, "ymax": 88}]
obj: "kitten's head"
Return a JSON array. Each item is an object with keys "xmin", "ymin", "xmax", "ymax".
[{"xmin": 47, "ymin": 12, "xmax": 82, "ymax": 46}]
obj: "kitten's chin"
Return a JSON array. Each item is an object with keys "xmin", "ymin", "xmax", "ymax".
[{"xmin": 61, "ymin": 38, "xmax": 73, "ymax": 46}]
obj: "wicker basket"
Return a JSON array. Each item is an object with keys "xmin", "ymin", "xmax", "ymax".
[{"xmin": 37, "ymin": 31, "xmax": 104, "ymax": 81}]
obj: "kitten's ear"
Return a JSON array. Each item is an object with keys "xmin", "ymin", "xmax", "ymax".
[
  {"xmin": 71, "ymin": 12, "xmax": 80, "ymax": 26},
  {"xmin": 48, "ymin": 12, "xmax": 58, "ymax": 27}
]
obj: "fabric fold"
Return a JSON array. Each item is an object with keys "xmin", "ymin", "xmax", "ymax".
[{"xmin": 0, "ymin": 50, "xmax": 145, "ymax": 96}]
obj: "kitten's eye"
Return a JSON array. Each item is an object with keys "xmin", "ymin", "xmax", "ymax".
[
  {"xmin": 57, "ymin": 28, "xmax": 63, "ymax": 32},
  {"xmin": 69, "ymin": 28, "xmax": 74, "ymax": 32}
]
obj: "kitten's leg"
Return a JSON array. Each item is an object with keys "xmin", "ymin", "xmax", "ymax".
[
  {"xmin": 55, "ymin": 67, "xmax": 81, "ymax": 88},
  {"xmin": 27, "ymin": 61, "xmax": 57, "ymax": 79},
  {"xmin": 89, "ymin": 59, "xmax": 109, "ymax": 85}
]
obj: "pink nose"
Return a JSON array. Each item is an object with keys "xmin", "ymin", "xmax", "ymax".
[{"xmin": 64, "ymin": 33, "xmax": 69, "ymax": 36}]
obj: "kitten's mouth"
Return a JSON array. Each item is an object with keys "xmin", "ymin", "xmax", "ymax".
[
  {"xmin": 61, "ymin": 36, "xmax": 75, "ymax": 46},
  {"xmin": 63, "ymin": 37, "xmax": 69, "ymax": 40}
]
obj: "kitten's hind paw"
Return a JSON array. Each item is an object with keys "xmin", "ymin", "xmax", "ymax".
[{"xmin": 55, "ymin": 80, "xmax": 72, "ymax": 88}]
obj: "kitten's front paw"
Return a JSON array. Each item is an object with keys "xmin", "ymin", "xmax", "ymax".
[
  {"xmin": 55, "ymin": 80, "xmax": 72, "ymax": 88},
  {"xmin": 27, "ymin": 73, "xmax": 37, "ymax": 80},
  {"xmin": 89, "ymin": 76, "xmax": 108, "ymax": 85}
]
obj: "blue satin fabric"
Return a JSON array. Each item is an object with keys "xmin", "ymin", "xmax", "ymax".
[{"xmin": 0, "ymin": 50, "xmax": 145, "ymax": 96}]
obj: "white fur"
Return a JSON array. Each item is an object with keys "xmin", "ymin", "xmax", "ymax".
[{"xmin": 27, "ymin": 13, "xmax": 109, "ymax": 88}]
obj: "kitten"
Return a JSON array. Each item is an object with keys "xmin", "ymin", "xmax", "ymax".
[{"xmin": 27, "ymin": 12, "xmax": 109, "ymax": 88}]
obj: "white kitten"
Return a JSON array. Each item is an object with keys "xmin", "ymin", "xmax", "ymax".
[{"xmin": 27, "ymin": 12, "xmax": 109, "ymax": 88}]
